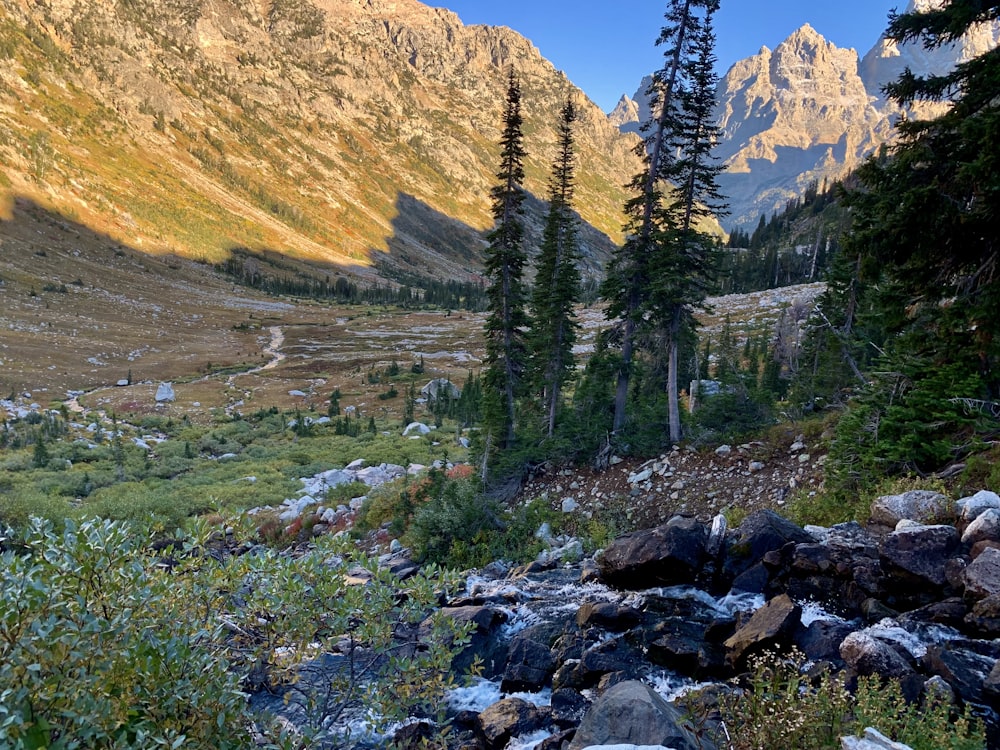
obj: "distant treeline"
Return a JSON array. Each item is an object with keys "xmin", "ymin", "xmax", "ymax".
[
  {"xmin": 716, "ymin": 179, "xmax": 847, "ymax": 295},
  {"xmin": 216, "ymin": 249, "xmax": 488, "ymax": 310}
]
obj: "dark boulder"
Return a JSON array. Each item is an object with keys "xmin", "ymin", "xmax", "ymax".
[
  {"xmin": 923, "ymin": 644, "xmax": 997, "ymax": 704},
  {"xmin": 722, "ymin": 510, "xmax": 814, "ymax": 582},
  {"xmin": 964, "ymin": 546, "xmax": 1000, "ymax": 600},
  {"xmin": 567, "ymin": 680, "xmax": 703, "ymax": 750},
  {"xmin": 500, "ymin": 635, "xmax": 556, "ymax": 693},
  {"xmin": 576, "ymin": 601, "xmax": 643, "ymax": 630},
  {"xmin": 435, "ymin": 606, "xmax": 508, "ymax": 678},
  {"xmin": 598, "ymin": 516, "xmax": 708, "ymax": 589},
  {"xmin": 879, "ymin": 525, "xmax": 961, "ymax": 593}
]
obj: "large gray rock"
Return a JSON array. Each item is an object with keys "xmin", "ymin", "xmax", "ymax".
[
  {"xmin": 879, "ymin": 525, "xmax": 961, "ymax": 588},
  {"xmin": 154, "ymin": 382, "xmax": 175, "ymax": 403},
  {"xmin": 567, "ymin": 680, "xmax": 701, "ymax": 750},
  {"xmin": 870, "ymin": 490, "xmax": 953, "ymax": 527},
  {"xmin": 598, "ymin": 516, "xmax": 708, "ymax": 589},
  {"xmin": 421, "ymin": 378, "xmax": 461, "ymax": 403},
  {"xmin": 963, "ymin": 546, "xmax": 1000, "ymax": 600},
  {"xmin": 957, "ymin": 490, "xmax": 1000, "ymax": 524}
]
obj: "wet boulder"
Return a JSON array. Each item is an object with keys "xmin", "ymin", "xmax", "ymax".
[
  {"xmin": 567, "ymin": 680, "xmax": 702, "ymax": 750},
  {"xmin": 870, "ymin": 490, "xmax": 953, "ymax": 528},
  {"xmin": 598, "ymin": 516, "xmax": 708, "ymax": 589},
  {"xmin": 576, "ymin": 601, "xmax": 643, "ymax": 631},
  {"xmin": 551, "ymin": 637, "xmax": 644, "ymax": 691},
  {"xmin": 501, "ymin": 635, "xmax": 557, "ymax": 693},
  {"xmin": 724, "ymin": 594, "xmax": 801, "ymax": 667},
  {"xmin": 433, "ymin": 606, "xmax": 508, "ymax": 678},
  {"xmin": 722, "ymin": 510, "xmax": 814, "ymax": 582},
  {"xmin": 476, "ymin": 697, "xmax": 549, "ymax": 750},
  {"xmin": 923, "ymin": 644, "xmax": 996, "ymax": 705}
]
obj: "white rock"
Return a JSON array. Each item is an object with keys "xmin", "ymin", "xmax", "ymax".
[
  {"xmin": 957, "ymin": 490, "xmax": 1000, "ymax": 523},
  {"xmin": 841, "ymin": 727, "xmax": 914, "ymax": 750},
  {"xmin": 749, "ymin": 461, "xmax": 766, "ymax": 472},
  {"xmin": 628, "ymin": 468, "xmax": 653, "ymax": 484},
  {"xmin": 116, "ymin": 379, "xmax": 129, "ymax": 387},
  {"xmin": 562, "ymin": 496, "xmax": 579, "ymax": 513},
  {"xmin": 403, "ymin": 421, "xmax": 431, "ymax": 436},
  {"xmin": 715, "ymin": 444, "xmax": 732, "ymax": 457},
  {"xmin": 155, "ymin": 382, "xmax": 175, "ymax": 402},
  {"xmin": 962, "ymin": 508, "xmax": 1000, "ymax": 546},
  {"xmin": 346, "ymin": 458, "xmax": 366, "ymax": 470},
  {"xmin": 790, "ymin": 441, "xmax": 806, "ymax": 453},
  {"xmin": 288, "ymin": 390, "xmax": 308, "ymax": 397}
]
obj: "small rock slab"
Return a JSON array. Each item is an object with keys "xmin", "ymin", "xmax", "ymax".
[
  {"xmin": 567, "ymin": 680, "xmax": 700, "ymax": 750},
  {"xmin": 724, "ymin": 593, "xmax": 801, "ymax": 666},
  {"xmin": 870, "ymin": 490, "xmax": 953, "ymax": 527}
]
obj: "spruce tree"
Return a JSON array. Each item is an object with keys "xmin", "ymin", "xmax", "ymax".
[
  {"xmin": 482, "ymin": 70, "xmax": 530, "ymax": 453},
  {"xmin": 529, "ymin": 98, "xmax": 582, "ymax": 438},
  {"xmin": 600, "ymin": 0, "xmax": 723, "ymax": 444},
  {"xmin": 650, "ymin": 2, "xmax": 725, "ymax": 441}
]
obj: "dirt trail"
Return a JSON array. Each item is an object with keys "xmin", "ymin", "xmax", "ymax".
[{"xmin": 226, "ymin": 326, "xmax": 285, "ymax": 387}]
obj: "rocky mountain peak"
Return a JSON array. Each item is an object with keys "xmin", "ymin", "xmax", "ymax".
[
  {"xmin": 713, "ymin": 25, "xmax": 887, "ymax": 226},
  {"xmin": 860, "ymin": 0, "xmax": 1000, "ymax": 100}
]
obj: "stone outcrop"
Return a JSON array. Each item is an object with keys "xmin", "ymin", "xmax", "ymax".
[
  {"xmin": 567, "ymin": 680, "xmax": 701, "ymax": 750},
  {"xmin": 2, "ymin": 0, "xmax": 641, "ymax": 284}
]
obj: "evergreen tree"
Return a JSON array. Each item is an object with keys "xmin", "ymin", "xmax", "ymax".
[
  {"xmin": 482, "ymin": 70, "xmax": 530, "ymax": 453},
  {"xmin": 528, "ymin": 98, "xmax": 582, "ymax": 438},
  {"xmin": 800, "ymin": 0, "xmax": 1000, "ymax": 493},
  {"xmin": 602, "ymin": 0, "xmax": 706, "ymax": 438},
  {"xmin": 601, "ymin": 0, "xmax": 723, "ymax": 444},
  {"xmin": 651, "ymin": 3, "xmax": 725, "ymax": 441}
]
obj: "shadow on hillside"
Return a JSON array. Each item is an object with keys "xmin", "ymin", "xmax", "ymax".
[{"xmin": 0, "ymin": 188, "xmax": 616, "ymax": 300}]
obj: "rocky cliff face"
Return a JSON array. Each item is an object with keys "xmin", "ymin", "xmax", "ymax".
[
  {"xmin": 614, "ymin": 1, "xmax": 999, "ymax": 230},
  {"xmin": 713, "ymin": 24, "xmax": 890, "ymax": 227},
  {"xmin": 0, "ymin": 0, "xmax": 640, "ymax": 283},
  {"xmin": 860, "ymin": 0, "xmax": 1000, "ymax": 99}
]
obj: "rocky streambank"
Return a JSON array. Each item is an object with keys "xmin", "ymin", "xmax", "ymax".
[{"xmin": 262, "ymin": 488, "xmax": 1000, "ymax": 749}]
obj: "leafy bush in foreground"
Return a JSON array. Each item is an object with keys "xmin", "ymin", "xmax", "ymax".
[
  {"xmin": 0, "ymin": 517, "xmax": 472, "ymax": 749},
  {"xmin": 695, "ymin": 649, "xmax": 984, "ymax": 750}
]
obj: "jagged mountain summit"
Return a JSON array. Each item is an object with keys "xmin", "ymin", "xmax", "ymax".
[
  {"xmin": 613, "ymin": 1, "xmax": 1000, "ymax": 229},
  {"xmin": 861, "ymin": 0, "xmax": 1000, "ymax": 99},
  {"xmin": 713, "ymin": 24, "xmax": 890, "ymax": 227},
  {"xmin": 0, "ymin": 0, "xmax": 640, "ymax": 284}
]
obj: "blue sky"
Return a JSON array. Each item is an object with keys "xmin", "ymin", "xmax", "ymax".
[{"xmin": 432, "ymin": 1, "xmax": 901, "ymax": 112}]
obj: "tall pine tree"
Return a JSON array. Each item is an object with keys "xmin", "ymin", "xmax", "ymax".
[
  {"xmin": 529, "ymin": 98, "xmax": 582, "ymax": 438},
  {"xmin": 649, "ymin": 2, "xmax": 725, "ymax": 441},
  {"xmin": 482, "ymin": 70, "xmax": 530, "ymax": 454},
  {"xmin": 601, "ymin": 0, "xmax": 723, "ymax": 444}
]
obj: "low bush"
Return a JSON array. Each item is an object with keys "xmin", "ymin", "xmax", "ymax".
[
  {"xmin": 0, "ymin": 517, "xmax": 474, "ymax": 748},
  {"xmin": 690, "ymin": 648, "xmax": 984, "ymax": 750}
]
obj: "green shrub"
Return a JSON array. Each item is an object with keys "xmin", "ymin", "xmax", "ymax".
[
  {"xmin": 0, "ymin": 518, "xmax": 246, "ymax": 748},
  {"xmin": 0, "ymin": 517, "xmax": 475, "ymax": 749},
  {"xmin": 695, "ymin": 648, "xmax": 984, "ymax": 750}
]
